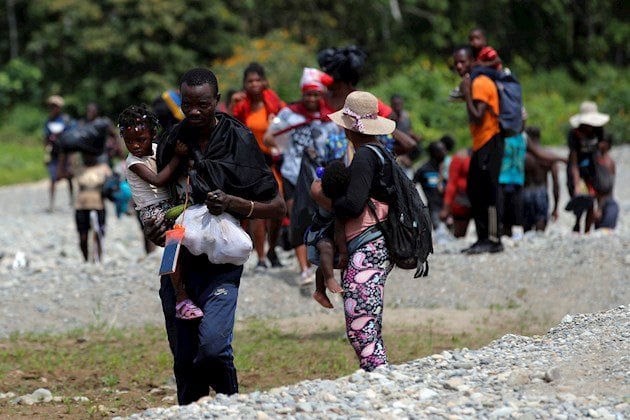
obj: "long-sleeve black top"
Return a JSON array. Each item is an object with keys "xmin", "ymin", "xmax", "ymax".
[{"xmin": 333, "ymin": 144, "xmax": 393, "ymax": 220}]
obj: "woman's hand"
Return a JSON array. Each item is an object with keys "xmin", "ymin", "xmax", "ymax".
[
  {"xmin": 143, "ymin": 214, "xmax": 168, "ymax": 247},
  {"xmin": 206, "ymin": 189, "xmax": 232, "ymax": 215}
]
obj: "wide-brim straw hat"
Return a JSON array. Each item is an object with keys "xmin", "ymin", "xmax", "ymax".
[
  {"xmin": 569, "ymin": 101, "xmax": 610, "ymax": 128},
  {"xmin": 329, "ymin": 91, "xmax": 395, "ymax": 135},
  {"xmin": 46, "ymin": 95, "xmax": 65, "ymax": 107}
]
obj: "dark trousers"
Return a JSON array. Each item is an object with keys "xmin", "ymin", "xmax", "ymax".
[
  {"xmin": 499, "ymin": 183, "xmax": 524, "ymax": 234},
  {"xmin": 160, "ymin": 260, "xmax": 242, "ymax": 405},
  {"xmin": 467, "ymin": 134, "xmax": 504, "ymax": 243}
]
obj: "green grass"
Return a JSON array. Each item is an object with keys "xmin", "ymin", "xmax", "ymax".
[
  {"xmin": 0, "ymin": 141, "xmax": 47, "ymax": 185},
  {"xmin": 0, "ymin": 312, "xmax": 548, "ymax": 418}
]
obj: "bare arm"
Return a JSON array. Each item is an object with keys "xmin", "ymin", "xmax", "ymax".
[
  {"xmin": 128, "ymin": 154, "xmax": 182, "ymax": 188},
  {"xmin": 460, "ymin": 75, "xmax": 488, "ymax": 124},
  {"xmin": 206, "ymin": 189, "xmax": 286, "ymax": 219},
  {"xmin": 474, "ymin": 57, "xmax": 502, "ymax": 68},
  {"xmin": 391, "ymin": 128, "xmax": 416, "ymax": 156},
  {"xmin": 550, "ymin": 161, "xmax": 560, "ymax": 221},
  {"xmin": 527, "ymin": 140, "xmax": 567, "ymax": 164},
  {"xmin": 568, "ymin": 150, "xmax": 580, "ymax": 196}
]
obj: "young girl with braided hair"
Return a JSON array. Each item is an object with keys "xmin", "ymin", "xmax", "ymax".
[{"xmin": 119, "ymin": 104, "xmax": 203, "ymax": 320}]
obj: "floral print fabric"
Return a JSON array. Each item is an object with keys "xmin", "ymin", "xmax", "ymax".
[{"xmin": 342, "ymin": 236, "xmax": 392, "ymax": 371}]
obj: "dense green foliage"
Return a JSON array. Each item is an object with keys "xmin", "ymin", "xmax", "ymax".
[
  {"xmin": 0, "ymin": 0, "xmax": 627, "ymax": 182},
  {"xmin": 0, "ymin": 0, "xmax": 627, "ymax": 113}
]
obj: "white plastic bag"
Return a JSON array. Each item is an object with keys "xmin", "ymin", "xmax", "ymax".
[{"xmin": 175, "ymin": 204, "xmax": 252, "ymax": 265}]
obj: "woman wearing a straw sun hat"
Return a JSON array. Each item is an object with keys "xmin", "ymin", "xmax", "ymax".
[
  {"xmin": 311, "ymin": 90, "xmax": 397, "ymax": 371},
  {"xmin": 566, "ymin": 100, "xmax": 610, "ymax": 233}
]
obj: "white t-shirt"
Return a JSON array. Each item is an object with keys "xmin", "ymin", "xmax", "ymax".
[{"xmin": 126, "ymin": 143, "xmax": 172, "ymax": 209}]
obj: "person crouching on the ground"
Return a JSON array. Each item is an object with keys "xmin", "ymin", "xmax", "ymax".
[
  {"xmin": 312, "ymin": 91, "xmax": 395, "ymax": 371},
  {"xmin": 453, "ymin": 46, "xmax": 504, "ymax": 254},
  {"xmin": 74, "ymin": 152, "xmax": 111, "ymax": 262},
  {"xmin": 119, "ymin": 104, "xmax": 204, "ymax": 321},
  {"xmin": 306, "ymin": 160, "xmax": 349, "ymax": 309},
  {"xmin": 143, "ymin": 67, "xmax": 285, "ymax": 405}
]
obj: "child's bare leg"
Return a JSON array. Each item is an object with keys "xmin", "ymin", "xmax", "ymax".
[
  {"xmin": 316, "ymin": 239, "xmax": 343, "ymax": 293},
  {"xmin": 312, "ymin": 267, "xmax": 334, "ymax": 309}
]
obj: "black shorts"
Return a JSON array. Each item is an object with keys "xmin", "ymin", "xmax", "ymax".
[{"xmin": 75, "ymin": 209, "xmax": 106, "ymax": 234}]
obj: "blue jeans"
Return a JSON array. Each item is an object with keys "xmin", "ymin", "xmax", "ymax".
[{"xmin": 159, "ymin": 257, "xmax": 242, "ymax": 405}]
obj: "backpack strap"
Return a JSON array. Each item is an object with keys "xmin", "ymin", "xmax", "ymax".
[{"xmin": 363, "ymin": 143, "xmax": 386, "ymax": 166}]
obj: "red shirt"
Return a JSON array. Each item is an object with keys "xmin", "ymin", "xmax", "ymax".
[
  {"xmin": 476, "ymin": 46, "xmax": 502, "ymax": 70},
  {"xmin": 444, "ymin": 153, "xmax": 471, "ymax": 217}
]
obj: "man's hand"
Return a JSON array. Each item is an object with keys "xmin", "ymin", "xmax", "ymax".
[
  {"xmin": 174, "ymin": 141, "xmax": 188, "ymax": 157},
  {"xmin": 143, "ymin": 214, "xmax": 168, "ymax": 247},
  {"xmin": 206, "ymin": 189, "xmax": 232, "ymax": 215}
]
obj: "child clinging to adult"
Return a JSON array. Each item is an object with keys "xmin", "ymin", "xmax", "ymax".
[
  {"xmin": 450, "ymin": 27, "xmax": 503, "ymax": 101},
  {"xmin": 118, "ymin": 104, "xmax": 203, "ymax": 320},
  {"xmin": 307, "ymin": 160, "xmax": 349, "ymax": 309},
  {"xmin": 468, "ymin": 28, "xmax": 503, "ymax": 70}
]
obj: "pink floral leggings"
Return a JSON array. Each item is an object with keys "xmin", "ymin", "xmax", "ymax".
[{"xmin": 342, "ymin": 236, "xmax": 392, "ymax": 371}]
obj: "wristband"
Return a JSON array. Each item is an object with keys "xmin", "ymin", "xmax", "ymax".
[{"xmin": 246, "ymin": 200, "xmax": 255, "ymax": 218}]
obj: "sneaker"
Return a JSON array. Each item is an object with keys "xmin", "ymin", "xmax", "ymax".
[
  {"xmin": 300, "ymin": 267, "xmax": 316, "ymax": 285},
  {"xmin": 254, "ymin": 260, "xmax": 268, "ymax": 272}
]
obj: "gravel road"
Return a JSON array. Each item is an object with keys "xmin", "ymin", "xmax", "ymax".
[{"xmin": 0, "ymin": 145, "xmax": 628, "ymax": 418}]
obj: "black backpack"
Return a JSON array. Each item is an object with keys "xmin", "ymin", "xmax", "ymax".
[
  {"xmin": 470, "ymin": 67, "xmax": 523, "ymax": 137},
  {"xmin": 364, "ymin": 144, "xmax": 433, "ymax": 278}
]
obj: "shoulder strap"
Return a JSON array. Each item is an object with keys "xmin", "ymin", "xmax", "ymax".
[{"xmin": 363, "ymin": 143, "xmax": 386, "ymax": 166}]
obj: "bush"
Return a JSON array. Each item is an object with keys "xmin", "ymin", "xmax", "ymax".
[
  {"xmin": 0, "ymin": 59, "xmax": 43, "ymax": 108},
  {"xmin": 211, "ymin": 30, "xmax": 319, "ymax": 103},
  {"xmin": 369, "ymin": 58, "xmax": 627, "ymax": 149}
]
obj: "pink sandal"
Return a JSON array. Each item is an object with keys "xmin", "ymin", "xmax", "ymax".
[{"xmin": 175, "ymin": 299, "xmax": 204, "ymax": 320}]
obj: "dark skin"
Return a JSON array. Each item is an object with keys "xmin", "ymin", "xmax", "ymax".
[
  {"xmin": 124, "ymin": 127, "xmax": 187, "ymax": 187},
  {"xmin": 453, "ymin": 49, "xmax": 488, "ymax": 124},
  {"xmin": 144, "ymin": 81, "xmax": 286, "ymax": 246},
  {"xmin": 468, "ymin": 29, "xmax": 502, "ymax": 68}
]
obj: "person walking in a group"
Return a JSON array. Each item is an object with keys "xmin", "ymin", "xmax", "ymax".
[
  {"xmin": 44, "ymin": 95, "xmax": 75, "ymax": 212},
  {"xmin": 74, "ymin": 152, "xmax": 111, "ymax": 262},
  {"xmin": 312, "ymin": 91, "xmax": 396, "ymax": 371},
  {"xmin": 453, "ymin": 46, "xmax": 504, "ymax": 254},
  {"xmin": 232, "ymin": 62, "xmax": 286, "ymax": 270},
  {"xmin": 264, "ymin": 67, "xmax": 335, "ymax": 284},
  {"xmin": 144, "ymin": 68, "xmax": 285, "ymax": 405}
]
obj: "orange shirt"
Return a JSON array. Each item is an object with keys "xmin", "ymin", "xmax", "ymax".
[
  {"xmin": 245, "ymin": 107, "xmax": 271, "ymax": 155},
  {"xmin": 469, "ymin": 75, "xmax": 500, "ymax": 151}
]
